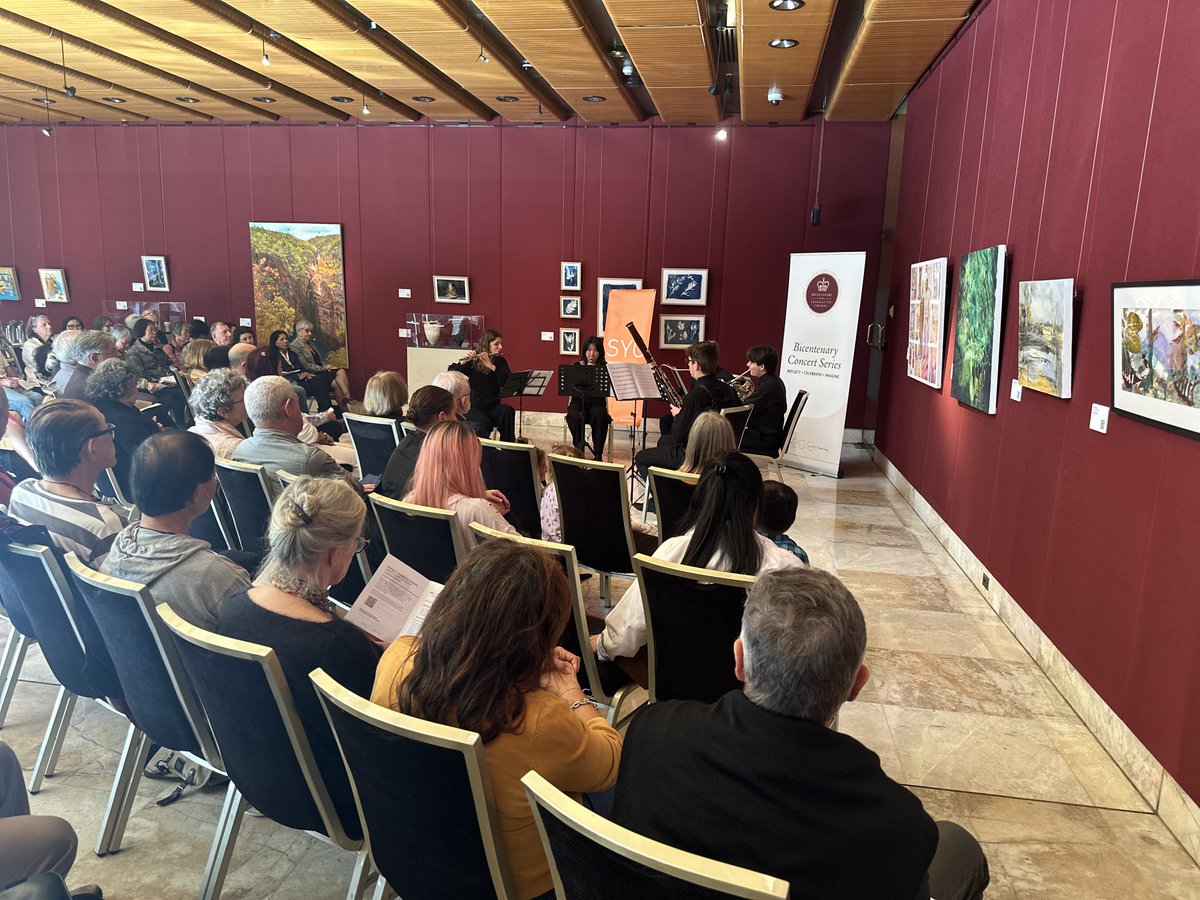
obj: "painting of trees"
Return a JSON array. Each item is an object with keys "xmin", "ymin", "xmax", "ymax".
[{"xmin": 950, "ymin": 245, "xmax": 1006, "ymax": 414}]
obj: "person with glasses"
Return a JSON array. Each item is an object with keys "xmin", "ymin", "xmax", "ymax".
[
  {"xmin": 61, "ymin": 315, "xmax": 85, "ymax": 333},
  {"xmin": 215, "ymin": 476, "xmax": 380, "ymax": 832},
  {"xmin": 84, "ymin": 358, "xmax": 165, "ymax": 497},
  {"xmin": 6, "ymin": 399, "xmax": 129, "ymax": 564}
]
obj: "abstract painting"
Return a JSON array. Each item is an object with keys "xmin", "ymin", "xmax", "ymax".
[
  {"xmin": 38, "ymin": 268, "xmax": 68, "ymax": 303},
  {"xmin": 659, "ymin": 314, "xmax": 705, "ymax": 349},
  {"xmin": 597, "ymin": 277, "xmax": 642, "ymax": 336},
  {"xmin": 661, "ymin": 268, "xmax": 707, "ymax": 306},
  {"xmin": 141, "ymin": 255, "xmax": 169, "ymax": 292},
  {"xmin": 561, "ymin": 262, "xmax": 581, "ymax": 291},
  {"xmin": 950, "ymin": 245, "xmax": 1006, "ymax": 413},
  {"xmin": 1017, "ymin": 278, "xmax": 1073, "ymax": 398},
  {"xmin": 250, "ymin": 222, "xmax": 348, "ymax": 367},
  {"xmin": 906, "ymin": 257, "xmax": 947, "ymax": 388},
  {"xmin": 433, "ymin": 276, "xmax": 469, "ymax": 304},
  {"xmin": 1112, "ymin": 281, "xmax": 1200, "ymax": 438},
  {"xmin": 0, "ymin": 267, "xmax": 18, "ymax": 302}
]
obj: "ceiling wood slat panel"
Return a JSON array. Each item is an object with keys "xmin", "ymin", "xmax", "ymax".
[
  {"xmin": 737, "ymin": 0, "xmax": 837, "ymax": 122},
  {"xmin": 0, "ymin": 72, "xmax": 146, "ymax": 121},
  {"xmin": 0, "ymin": 95, "xmax": 84, "ymax": 122}
]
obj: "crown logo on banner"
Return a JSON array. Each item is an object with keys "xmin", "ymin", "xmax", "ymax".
[{"xmin": 816, "ymin": 277, "xmax": 830, "ymax": 292}]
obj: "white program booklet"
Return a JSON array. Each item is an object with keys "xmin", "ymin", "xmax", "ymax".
[{"xmin": 344, "ymin": 555, "xmax": 443, "ymax": 644}]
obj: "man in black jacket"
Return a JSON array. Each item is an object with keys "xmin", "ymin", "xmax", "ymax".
[{"xmin": 611, "ymin": 568, "xmax": 989, "ymax": 900}]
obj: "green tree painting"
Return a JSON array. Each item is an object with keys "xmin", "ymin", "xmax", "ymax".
[{"xmin": 950, "ymin": 245, "xmax": 1005, "ymax": 413}]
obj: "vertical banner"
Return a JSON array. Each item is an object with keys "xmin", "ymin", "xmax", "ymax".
[
  {"xmin": 779, "ymin": 251, "xmax": 866, "ymax": 477},
  {"xmin": 602, "ymin": 288, "xmax": 656, "ymax": 427}
]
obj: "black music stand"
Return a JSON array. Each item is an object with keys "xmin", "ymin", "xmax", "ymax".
[
  {"xmin": 501, "ymin": 369, "xmax": 551, "ymax": 439},
  {"xmin": 558, "ymin": 364, "xmax": 612, "ymax": 459}
]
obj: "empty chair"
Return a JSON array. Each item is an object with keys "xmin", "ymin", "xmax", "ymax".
[
  {"xmin": 480, "ymin": 437, "xmax": 542, "ymax": 538},
  {"xmin": 312, "ymin": 669, "xmax": 518, "ymax": 899},
  {"xmin": 343, "ymin": 413, "xmax": 401, "ymax": 483},
  {"xmin": 634, "ymin": 554, "xmax": 755, "ymax": 704},
  {"xmin": 744, "ymin": 391, "xmax": 808, "ymax": 481},
  {"xmin": 157, "ymin": 605, "xmax": 376, "ymax": 900},
  {"xmin": 719, "ymin": 404, "xmax": 755, "ymax": 448},
  {"xmin": 213, "ymin": 458, "xmax": 274, "ymax": 553},
  {"xmin": 522, "ymin": 771, "xmax": 788, "ymax": 900},
  {"xmin": 646, "ymin": 468, "xmax": 698, "ymax": 544},
  {"xmin": 370, "ymin": 495, "xmax": 465, "ymax": 584}
]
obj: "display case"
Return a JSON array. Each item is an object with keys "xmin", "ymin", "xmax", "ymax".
[
  {"xmin": 404, "ymin": 312, "xmax": 484, "ymax": 349},
  {"xmin": 101, "ymin": 300, "xmax": 189, "ymax": 325}
]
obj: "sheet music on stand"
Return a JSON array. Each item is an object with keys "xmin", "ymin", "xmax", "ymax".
[{"xmin": 607, "ymin": 362, "xmax": 667, "ymax": 402}]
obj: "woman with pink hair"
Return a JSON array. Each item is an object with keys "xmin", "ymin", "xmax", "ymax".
[{"xmin": 405, "ymin": 420, "xmax": 516, "ymax": 547}]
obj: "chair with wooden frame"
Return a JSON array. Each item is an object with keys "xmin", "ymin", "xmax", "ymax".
[
  {"xmin": 343, "ymin": 413, "xmax": 401, "ymax": 483},
  {"xmin": 214, "ymin": 457, "xmax": 274, "ymax": 553},
  {"xmin": 645, "ymin": 468, "xmax": 698, "ymax": 545},
  {"xmin": 480, "ymin": 436, "xmax": 543, "ymax": 538},
  {"xmin": 521, "ymin": 771, "xmax": 789, "ymax": 900},
  {"xmin": 369, "ymin": 495, "xmax": 466, "ymax": 585},
  {"xmin": 470, "ymin": 524, "xmax": 641, "ymax": 726},
  {"xmin": 157, "ymin": 605, "xmax": 377, "ymax": 900},
  {"xmin": 312, "ymin": 669, "xmax": 518, "ymax": 900},
  {"xmin": 744, "ymin": 391, "xmax": 809, "ymax": 481},
  {"xmin": 719, "ymin": 404, "xmax": 755, "ymax": 449},
  {"xmin": 633, "ymin": 554, "xmax": 755, "ymax": 705}
]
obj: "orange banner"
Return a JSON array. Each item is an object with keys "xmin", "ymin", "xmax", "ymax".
[{"xmin": 602, "ymin": 288, "xmax": 656, "ymax": 427}]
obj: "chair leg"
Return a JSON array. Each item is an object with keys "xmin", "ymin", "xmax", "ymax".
[
  {"xmin": 345, "ymin": 848, "xmax": 374, "ymax": 900},
  {"xmin": 641, "ymin": 481, "xmax": 651, "ymax": 524},
  {"xmin": 200, "ymin": 783, "xmax": 248, "ymax": 900},
  {"xmin": 0, "ymin": 631, "xmax": 30, "ymax": 728},
  {"xmin": 95, "ymin": 724, "xmax": 151, "ymax": 856},
  {"xmin": 29, "ymin": 687, "xmax": 76, "ymax": 793},
  {"xmin": 599, "ymin": 573, "xmax": 611, "ymax": 609}
]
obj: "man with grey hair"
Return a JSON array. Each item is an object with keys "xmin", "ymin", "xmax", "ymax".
[
  {"xmin": 51, "ymin": 330, "xmax": 117, "ymax": 399},
  {"xmin": 431, "ymin": 370, "xmax": 472, "ymax": 420},
  {"xmin": 611, "ymin": 568, "xmax": 989, "ymax": 900}
]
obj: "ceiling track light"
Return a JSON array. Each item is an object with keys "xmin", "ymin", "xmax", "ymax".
[
  {"xmin": 261, "ymin": 37, "xmax": 270, "ymax": 67},
  {"xmin": 58, "ymin": 35, "xmax": 76, "ymax": 98}
]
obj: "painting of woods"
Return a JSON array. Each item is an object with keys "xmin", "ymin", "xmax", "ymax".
[
  {"xmin": 250, "ymin": 223, "xmax": 348, "ymax": 367},
  {"xmin": 950, "ymin": 245, "xmax": 1006, "ymax": 414}
]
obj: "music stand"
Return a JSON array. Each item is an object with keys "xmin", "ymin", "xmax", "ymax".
[
  {"xmin": 558, "ymin": 364, "xmax": 612, "ymax": 459},
  {"xmin": 502, "ymin": 369, "xmax": 551, "ymax": 439}
]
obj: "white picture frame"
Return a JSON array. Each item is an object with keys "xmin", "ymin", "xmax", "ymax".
[
  {"xmin": 433, "ymin": 275, "xmax": 470, "ymax": 304},
  {"xmin": 659, "ymin": 314, "xmax": 705, "ymax": 349},
  {"xmin": 560, "ymin": 261, "xmax": 582, "ymax": 291},
  {"xmin": 596, "ymin": 277, "xmax": 643, "ymax": 336},
  {"xmin": 559, "ymin": 295, "xmax": 581, "ymax": 319},
  {"xmin": 660, "ymin": 267, "xmax": 707, "ymax": 306},
  {"xmin": 559, "ymin": 327, "xmax": 580, "ymax": 356},
  {"xmin": 141, "ymin": 255, "xmax": 170, "ymax": 292}
]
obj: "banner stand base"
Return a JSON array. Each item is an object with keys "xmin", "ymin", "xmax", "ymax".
[{"xmin": 780, "ymin": 457, "xmax": 842, "ymax": 479}]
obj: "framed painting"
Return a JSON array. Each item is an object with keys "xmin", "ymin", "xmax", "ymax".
[
  {"xmin": 141, "ymin": 255, "xmax": 170, "ymax": 292},
  {"xmin": 949, "ymin": 245, "xmax": 1006, "ymax": 413},
  {"xmin": 560, "ymin": 261, "xmax": 581, "ymax": 291},
  {"xmin": 0, "ymin": 267, "xmax": 18, "ymax": 302},
  {"xmin": 560, "ymin": 295, "xmax": 581, "ymax": 319},
  {"xmin": 38, "ymin": 268, "xmax": 68, "ymax": 303},
  {"xmin": 597, "ymin": 277, "xmax": 642, "ymax": 335},
  {"xmin": 659, "ymin": 314, "xmax": 705, "ymax": 349},
  {"xmin": 1017, "ymin": 278, "xmax": 1074, "ymax": 398},
  {"xmin": 1112, "ymin": 280, "xmax": 1200, "ymax": 438},
  {"xmin": 661, "ymin": 267, "xmax": 707, "ymax": 306},
  {"xmin": 906, "ymin": 257, "xmax": 947, "ymax": 388},
  {"xmin": 433, "ymin": 276, "xmax": 469, "ymax": 304},
  {"xmin": 559, "ymin": 327, "xmax": 580, "ymax": 356}
]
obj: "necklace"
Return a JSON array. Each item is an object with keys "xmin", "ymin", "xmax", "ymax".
[
  {"xmin": 44, "ymin": 479, "xmax": 96, "ymax": 501},
  {"xmin": 269, "ymin": 572, "xmax": 331, "ymax": 612}
]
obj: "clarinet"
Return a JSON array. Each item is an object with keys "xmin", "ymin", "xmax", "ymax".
[{"xmin": 626, "ymin": 323, "xmax": 684, "ymax": 407}]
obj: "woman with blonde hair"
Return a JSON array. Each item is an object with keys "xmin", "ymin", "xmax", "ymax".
[
  {"xmin": 405, "ymin": 419, "xmax": 515, "ymax": 547},
  {"xmin": 181, "ymin": 338, "xmax": 215, "ymax": 384},
  {"xmin": 372, "ymin": 539, "xmax": 621, "ymax": 899},
  {"xmin": 361, "ymin": 370, "xmax": 409, "ymax": 421},
  {"xmin": 679, "ymin": 410, "xmax": 737, "ymax": 475}
]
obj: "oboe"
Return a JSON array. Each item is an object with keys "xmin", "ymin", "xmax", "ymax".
[{"xmin": 626, "ymin": 322, "xmax": 685, "ymax": 407}]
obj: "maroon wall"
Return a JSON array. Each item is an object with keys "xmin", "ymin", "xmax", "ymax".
[
  {"xmin": 877, "ymin": 0, "xmax": 1200, "ymax": 797},
  {"xmin": 0, "ymin": 119, "xmax": 890, "ymax": 422}
]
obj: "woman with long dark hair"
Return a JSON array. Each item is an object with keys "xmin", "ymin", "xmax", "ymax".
[
  {"xmin": 565, "ymin": 335, "xmax": 611, "ymax": 458},
  {"xmin": 268, "ymin": 329, "xmax": 334, "ymax": 413},
  {"xmin": 592, "ymin": 451, "xmax": 805, "ymax": 683},
  {"xmin": 448, "ymin": 328, "xmax": 516, "ymax": 442},
  {"xmin": 372, "ymin": 539, "xmax": 621, "ymax": 900}
]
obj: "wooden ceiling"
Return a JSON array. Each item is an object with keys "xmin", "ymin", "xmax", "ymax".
[{"xmin": 0, "ymin": 0, "xmax": 978, "ymax": 127}]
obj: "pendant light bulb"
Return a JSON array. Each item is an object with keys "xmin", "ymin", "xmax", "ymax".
[
  {"xmin": 261, "ymin": 38, "xmax": 270, "ymax": 67},
  {"xmin": 715, "ymin": 127, "xmax": 728, "ymax": 141},
  {"xmin": 361, "ymin": 94, "xmax": 370, "ymax": 116}
]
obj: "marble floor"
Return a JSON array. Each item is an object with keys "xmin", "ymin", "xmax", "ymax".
[{"xmin": 1, "ymin": 438, "xmax": 1197, "ymax": 898}]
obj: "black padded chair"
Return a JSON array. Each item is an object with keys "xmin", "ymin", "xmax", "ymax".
[
  {"xmin": 173, "ymin": 370, "xmax": 195, "ymax": 427},
  {"xmin": 719, "ymin": 403, "xmax": 755, "ymax": 448},
  {"xmin": 0, "ymin": 873, "xmax": 73, "ymax": 900},
  {"xmin": 157, "ymin": 605, "xmax": 376, "ymax": 898},
  {"xmin": 312, "ymin": 669, "xmax": 518, "ymax": 899},
  {"xmin": 745, "ymin": 390, "xmax": 809, "ymax": 480},
  {"xmin": 522, "ymin": 771, "xmax": 788, "ymax": 900},
  {"xmin": 0, "ymin": 551, "xmax": 39, "ymax": 729},
  {"xmin": 343, "ymin": 414, "xmax": 401, "ymax": 483},
  {"xmin": 213, "ymin": 458, "xmax": 274, "ymax": 554},
  {"xmin": 645, "ymin": 468, "xmax": 698, "ymax": 544},
  {"xmin": 549, "ymin": 454, "xmax": 638, "ymax": 606},
  {"xmin": 370, "ymin": 495, "xmax": 466, "ymax": 584},
  {"xmin": 480, "ymin": 438, "xmax": 542, "ymax": 538},
  {"xmin": 633, "ymin": 554, "xmax": 755, "ymax": 704}
]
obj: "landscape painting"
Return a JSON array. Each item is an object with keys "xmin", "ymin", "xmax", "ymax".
[
  {"xmin": 907, "ymin": 257, "xmax": 948, "ymax": 388},
  {"xmin": 1113, "ymin": 281, "xmax": 1200, "ymax": 437},
  {"xmin": 250, "ymin": 222, "xmax": 348, "ymax": 367},
  {"xmin": 1017, "ymin": 278, "xmax": 1073, "ymax": 398},
  {"xmin": 950, "ymin": 245, "xmax": 1006, "ymax": 413}
]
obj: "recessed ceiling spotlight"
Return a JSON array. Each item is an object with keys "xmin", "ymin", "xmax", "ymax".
[
  {"xmin": 103, "ymin": 97, "xmax": 127, "ymax": 104},
  {"xmin": 411, "ymin": 96, "xmax": 436, "ymax": 103},
  {"xmin": 32, "ymin": 97, "xmax": 56, "ymax": 105},
  {"xmin": 582, "ymin": 95, "xmax": 606, "ymax": 103},
  {"xmin": 769, "ymin": 38, "xmax": 798, "ymax": 48},
  {"xmin": 252, "ymin": 96, "xmax": 275, "ymax": 103},
  {"xmin": 175, "ymin": 96, "xmax": 199, "ymax": 104},
  {"xmin": 769, "ymin": 0, "xmax": 805, "ymax": 9},
  {"xmin": 330, "ymin": 95, "xmax": 354, "ymax": 103},
  {"xmin": 495, "ymin": 95, "xmax": 518, "ymax": 103}
]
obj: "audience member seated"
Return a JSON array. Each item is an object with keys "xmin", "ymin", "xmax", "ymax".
[
  {"xmin": 124, "ymin": 317, "xmax": 186, "ymax": 426},
  {"xmin": 181, "ymin": 338, "xmax": 215, "ymax": 385},
  {"xmin": 162, "ymin": 321, "xmax": 190, "ymax": 366},
  {"xmin": 611, "ymin": 567, "xmax": 990, "ymax": 900},
  {"xmin": 539, "ymin": 443, "xmax": 582, "ymax": 544},
  {"xmin": 740, "ymin": 344, "xmax": 788, "ymax": 455},
  {"xmin": 51, "ymin": 330, "xmax": 117, "ymax": 401},
  {"xmin": 92, "ymin": 315, "xmax": 114, "ymax": 333},
  {"xmin": 188, "ymin": 368, "xmax": 249, "ymax": 459},
  {"xmin": 377, "ymin": 385, "xmax": 454, "ymax": 500},
  {"xmin": 209, "ymin": 321, "xmax": 233, "ymax": 347},
  {"xmin": 7, "ymin": 399, "xmax": 128, "ymax": 564},
  {"xmin": 757, "ymin": 481, "xmax": 809, "ymax": 565},
  {"xmin": 216, "ymin": 476, "xmax": 379, "ymax": 828},
  {"xmin": 448, "ymin": 329, "xmax": 516, "ymax": 442},
  {"xmin": 231, "ymin": 326, "xmax": 257, "ymax": 345},
  {"xmin": 431, "ymin": 369, "xmax": 472, "ymax": 422},
  {"xmin": 186, "ymin": 319, "xmax": 208, "ymax": 341},
  {"xmin": 372, "ymin": 540, "xmax": 621, "ymax": 900},
  {"xmin": 592, "ymin": 451, "xmax": 803, "ymax": 686},
  {"xmin": 109, "ymin": 324, "xmax": 133, "ymax": 357},
  {"xmin": 269, "ymin": 330, "xmax": 335, "ymax": 414},
  {"xmin": 102, "ymin": 431, "xmax": 251, "ymax": 629},
  {"xmin": 202, "ymin": 343, "xmax": 230, "ymax": 372},
  {"xmin": 361, "ymin": 370, "xmax": 408, "ymax": 421},
  {"xmin": 22, "ymin": 314, "xmax": 53, "ymax": 383},
  {"xmin": 48, "ymin": 331, "xmax": 80, "ymax": 382},
  {"xmin": 0, "ymin": 392, "xmax": 38, "ymax": 492},
  {"xmin": 84, "ymin": 358, "xmax": 163, "ymax": 493},
  {"xmin": 293, "ymin": 320, "xmax": 353, "ymax": 410},
  {"xmin": 404, "ymin": 420, "xmax": 515, "ymax": 548},
  {"xmin": 0, "ymin": 336, "xmax": 41, "ymax": 422},
  {"xmin": 678, "ymin": 411, "xmax": 736, "ymax": 475},
  {"xmin": 232, "ymin": 341, "xmax": 308, "ymax": 412}
]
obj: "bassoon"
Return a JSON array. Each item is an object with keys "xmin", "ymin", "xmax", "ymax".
[{"xmin": 626, "ymin": 322, "xmax": 685, "ymax": 407}]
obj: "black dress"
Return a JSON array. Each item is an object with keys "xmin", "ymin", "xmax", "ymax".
[
  {"xmin": 450, "ymin": 356, "xmax": 516, "ymax": 442},
  {"xmin": 276, "ymin": 348, "xmax": 334, "ymax": 411}
]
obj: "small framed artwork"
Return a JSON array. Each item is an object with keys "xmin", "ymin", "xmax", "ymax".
[
  {"xmin": 661, "ymin": 267, "xmax": 707, "ymax": 306},
  {"xmin": 560, "ymin": 261, "xmax": 581, "ymax": 291},
  {"xmin": 141, "ymin": 255, "xmax": 169, "ymax": 292},
  {"xmin": 38, "ymin": 268, "xmax": 68, "ymax": 303},
  {"xmin": 659, "ymin": 314, "xmax": 705, "ymax": 349},
  {"xmin": 0, "ymin": 267, "xmax": 19, "ymax": 302},
  {"xmin": 597, "ymin": 277, "xmax": 643, "ymax": 335},
  {"xmin": 560, "ymin": 295, "xmax": 581, "ymax": 319},
  {"xmin": 433, "ymin": 276, "xmax": 470, "ymax": 304},
  {"xmin": 559, "ymin": 328, "xmax": 580, "ymax": 356}
]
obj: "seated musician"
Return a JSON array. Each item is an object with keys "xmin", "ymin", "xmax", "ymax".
[
  {"xmin": 634, "ymin": 340, "xmax": 737, "ymax": 476},
  {"xmin": 565, "ymin": 336, "xmax": 611, "ymax": 458},
  {"xmin": 740, "ymin": 344, "xmax": 788, "ymax": 455},
  {"xmin": 448, "ymin": 329, "xmax": 517, "ymax": 443}
]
